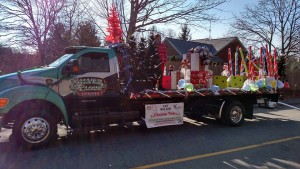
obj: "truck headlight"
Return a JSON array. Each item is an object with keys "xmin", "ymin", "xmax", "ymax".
[{"xmin": 0, "ymin": 98, "xmax": 9, "ymax": 108}]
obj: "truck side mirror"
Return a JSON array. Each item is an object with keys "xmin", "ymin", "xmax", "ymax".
[{"xmin": 62, "ymin": 59, "xmax": 79, "ymax": 76}]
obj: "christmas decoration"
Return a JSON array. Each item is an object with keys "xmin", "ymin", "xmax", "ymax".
[
  {"xmin": 181, "ymin": 59, "xmax": 190, "ymax": 69},
  {"xmin": 273, "ymin": 48, "xmax": 278, "ymax": 78},
  {"xmin": 248, "ymin": 46, "xmax": 255, "ymax": 80},
  {"xmin": 145, "ymin": 34, "xmax": 162, "ymax": 86},
  {"xmin": 221, "ymin": 64, "xmax": 230, "ymax": 77},
  {"xmin": 105, "ymin": 5, "xmax": 122, "ymax": 43},
  {"xmin": 178, "ymin": 79, "xmax": 186, "ymax": 89},
  {"xmin": 228, "ymin": 48, "xmax": 233, "ymax": 76},
  {"xmin": 192, "ymin": 46, "xmax": 212, "ymax": 65},
  {"xmin": 234, "ymin": 47, "xmax": 239, "ymax": 76},
  {"xmin": 266, "ymin": 45, "xmax": 274, "ymax": 77},
  {"xmin": 239, "ymin": 47, "xmax": 248, "ymax": 76}
]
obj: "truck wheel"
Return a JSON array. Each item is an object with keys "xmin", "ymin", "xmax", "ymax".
[
  {"xmin": 222, "ymin": 101, "xmax": 245, "ymax": 127},
  {"xmin": 12, "ymin": 103, "xmax": 57, "ymax": 149}
]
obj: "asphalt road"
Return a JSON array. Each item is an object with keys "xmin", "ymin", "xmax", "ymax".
[{"xmin": 1, "ymin": 103, "xmax": 300, "ymax": 169}]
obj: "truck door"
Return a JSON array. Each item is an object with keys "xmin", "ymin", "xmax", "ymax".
[{"xmin": 59, "ymin": 51, "xmax": 121, "ymax": 114}]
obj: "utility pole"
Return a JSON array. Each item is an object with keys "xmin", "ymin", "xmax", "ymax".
[{"xmin": 209, "ymin": 19, "xmax": 212, "ymax": 40}]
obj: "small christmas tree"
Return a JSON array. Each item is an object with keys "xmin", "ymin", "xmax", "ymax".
[
  {"xmin": 145, "ymin": 34, "xmax": 162, "ymax": 88},
  {"xmin": 136, "ymin": 37, "xmax": 147, "ymax": 80},
  {"xmin": 278, "ymin": 54, "xmax": 287, "ymax": 81},
  {"xmin": 105, "ymin": 5, "xmax": 122, "ymax": 43},
  {"xmin": 128, "ymin": 36, "xmax": 138, "ymax": 72}
]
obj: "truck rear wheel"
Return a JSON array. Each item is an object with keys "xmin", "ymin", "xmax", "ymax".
[
  {"xmin": 221, "ymin": 101, "xmax": 245, "ymax": 127},
  {"xmin": 12, "ymin": 102, "xmax": 57, "ymax": 149}
]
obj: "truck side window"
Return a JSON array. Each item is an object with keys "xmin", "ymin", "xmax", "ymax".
[{"xmin": 79, "ymin": 52, "xmax": 110, "ymax": 73}]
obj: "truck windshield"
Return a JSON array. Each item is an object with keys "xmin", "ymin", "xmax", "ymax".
[{"xmin": 48, "ymin": 54, "xmax": 73, "ymax": 67}]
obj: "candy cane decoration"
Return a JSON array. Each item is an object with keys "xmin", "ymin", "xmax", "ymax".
[
  {"xmin": 235, "ymin": 47, "xmax": 239, "ymax": 76},
  {"xmin": 228, "ymin": 48, "xmax": 233, "ymax": 76},
  {"xmin": 273, "ymin": 48, "xmax": 278, "ymax": 78},
  {"xmin": 239, "ymin": 47, "xmax": 248, "ymax": 76},
  {"xmin": 262, "ymin": 47, "xmax": 267, "ymax": 76},
  {"xmin": 265, "ymin": 44, "xmax": 273, "ymax": 77},
  {"xmin": 248, "ymin": 46, "xmax": 254, "ymax": 80},
  {"xmin": 240, "ymin": 60, "xmax": 244, "ymax": 76}
]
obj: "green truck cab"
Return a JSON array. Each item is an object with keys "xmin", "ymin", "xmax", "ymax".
[{"xmin": 0, "ymin": 46, "xmax": 132, "ymax": 148}]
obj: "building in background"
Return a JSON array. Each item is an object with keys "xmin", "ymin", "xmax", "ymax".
[{"xmin": 163, "ymin": 37, "xmax": 246, "ymax": 75}]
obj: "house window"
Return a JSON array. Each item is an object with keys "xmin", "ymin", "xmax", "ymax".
[{"xmin": 79, "ymin": 52, "xmax": 110, "ymax": 73}]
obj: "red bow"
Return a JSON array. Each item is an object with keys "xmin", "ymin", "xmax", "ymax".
[{"xmin": 181, "ymin": 59, "xmax": 190, "ymax": 69}]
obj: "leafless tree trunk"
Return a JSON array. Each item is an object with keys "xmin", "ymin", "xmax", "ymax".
[{"xmin": 0, "ymin": 0, "xmax": 66, "ymax": 65}]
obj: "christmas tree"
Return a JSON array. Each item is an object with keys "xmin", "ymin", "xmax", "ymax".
[
  {"xmin": 105, "ymin": 5, "xmax": 122, "ymax": 43},
  {"xmin": 128, "ymin": 36, "xmax": 137, "ymax": 72},
  {"xmin": 137, "ymin": 37, "xmax": 147, "ymax": 78},
  {"xmin": 278, "ymin": 55, "xmax": 287, "ymax": 81},
  {"xmin": 145, "ymin": 34, "xmax": 162, "ymax": 88}
]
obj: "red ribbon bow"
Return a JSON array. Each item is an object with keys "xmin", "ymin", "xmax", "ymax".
[{"xmin": 181, "ymin": 59, "xmax": 190, "ymax": 69}]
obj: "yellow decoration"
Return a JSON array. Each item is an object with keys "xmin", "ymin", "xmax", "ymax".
[
  {"xmin": 271, "ymin": 80, "xmax": 277, "ymax": 88},
  {"xmin": 213, "ymin": 76, "xmax": 227, "ymax": 89},
  {"xmin": 231, "ymin": 76, "xmax": 244, "ymax": 88}
]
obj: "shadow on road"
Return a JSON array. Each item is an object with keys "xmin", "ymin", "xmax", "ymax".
[{"xmin": 0, "ymin": 107, "xmax": 300, "ymax": 169}]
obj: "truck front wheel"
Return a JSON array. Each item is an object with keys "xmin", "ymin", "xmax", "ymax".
[
  {"xmin": 12, "ymin": 102, "xmax": 57, "ymax": 148},
  {"xmin": 221, "ymin": 101, "xmax": 245, "ymax": 127}
]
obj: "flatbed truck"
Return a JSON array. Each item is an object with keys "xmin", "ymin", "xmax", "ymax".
[{"xmin": 0, "ymin": 46, "xmax": 279, "ymax": 148}]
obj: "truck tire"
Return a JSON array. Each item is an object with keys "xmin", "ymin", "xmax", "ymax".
[
  {"xmin": 221, "ymin": 101, "xmax": 245, "ymax": 127},
  {"xmin": 12, "ymin": 102, "xmax": 57, "ymax": 149}
]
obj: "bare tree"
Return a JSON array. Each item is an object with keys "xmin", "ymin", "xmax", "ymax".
[
  {"xmin": 274, "ymin": 0, "xmax": 300, "ymax": 56},
  {"xmin": 230, "ymin": 1, "xmax": 276, "ymax": 51},
  {"xmin": 87, "ymin": 0, "xmax": 226, "ymax": 41},
  {"xmin": 231, "ymin": 0, "xmax": 300, "ymax": 57},
  {"xmin": 166, "ymin": 28, "xmax": 176, "ymax": 38},
  {"xmin": 178, "ymin": 23, "xmax": 192, "ymax": 41},
  {"xmin": 0, "ymin": 0, "xmax": 66, "ymax": 64},
  {"xmin": 59, "ymin": 0, "xmax": 89, "ymax": 41}
]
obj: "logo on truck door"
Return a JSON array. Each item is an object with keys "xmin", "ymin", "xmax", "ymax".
[{"xmin": 69, "ymin": 77, "xmax": 107, "ymax": 96}]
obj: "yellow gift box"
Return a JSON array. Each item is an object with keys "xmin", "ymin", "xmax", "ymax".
[
  {"xmin": 213, "ymin": 76, "xmax": 227, "ymax": 89},
  {"xmin": 230, "ymin": 76, "xmax": 244, "ymax": 88}
]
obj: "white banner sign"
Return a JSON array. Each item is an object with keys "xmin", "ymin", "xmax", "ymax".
[{"xmin": 145, "ymin": 103, "xmax": 184, "ymax": 128}]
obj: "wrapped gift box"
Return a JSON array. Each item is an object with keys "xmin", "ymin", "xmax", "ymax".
[
  {"xmin": 191, "ymin": 79, "xmax": 200, "ymax": 84},
  {"xmin": 191, "ymin": 71, "xmax": 200, "ymax": 79},
  {"xmin": 162, "ymin": 76, "xmax": 171, "ymax": 90},
  {"xmin": 199, "ymin": 78, "xmax": 208, "ymax": 84},
  {"xmin": 213, "ymin": 76, "xmax": 227, "ymax": 89},
  {"xmin": 171, "ymin": 71, "xmax": 177, "ymax": 89},
  {"xmin": 230, "ymin": 76, "xmax": 244, "ymax": 88},
  {"xmin": 191, "ymin": 53, "xmax": 200, "ymax": 71}
]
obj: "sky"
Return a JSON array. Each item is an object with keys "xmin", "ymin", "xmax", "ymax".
[
  {"xmin": 0, "ymin": 0, "xmax": 259, "ymax": 47},
  {"xmin": 189, "ymin": 0, "xmax": 259, "ymax": 40}
]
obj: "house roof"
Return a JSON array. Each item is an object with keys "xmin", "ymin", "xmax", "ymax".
[
  {"xmin": 192, "ymin": 37, "xmax": 238, "ymax": 52},
  {"xmin": 164, "ymin": 37, "xmax": 218, "ymax": 55},
  {"xmin": 164, "ymin": 37, "xmax": 223, "ymax": 63}
]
